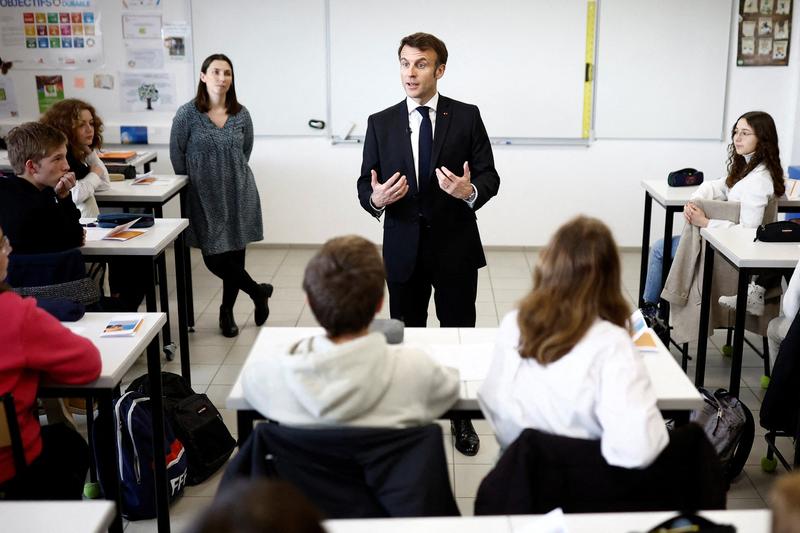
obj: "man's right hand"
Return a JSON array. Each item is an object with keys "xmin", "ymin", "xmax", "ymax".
[{"xmin": 370, "ymin": 170, "xmax": 409, "ymax": 209}]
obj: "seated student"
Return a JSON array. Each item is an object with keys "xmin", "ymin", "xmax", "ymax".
[
  {"xmin": 40, "ymin": 99, "xmax": 110, "ymax": 218},
  {"xmin": 642, "ymin": 111, "xmax": 785, "ymax": 319},
  {"xmin": 770, "ymin": 471, "xmax": 800, "ymax": 533},
  {"xmin": 0, "ymin": 224, "xmax": 102, "ymax": 499},
  {"xmin": 0, "ymin": 122, "xmax": 83, "ymax": 254},
  {"xmin": 242, "ymin": 235, "xmax": 460, "ymax": 427},
  {"xmin": 767, "ymin": 263, "xmax": 800, "ymax": 363},
  {"xmin": 478, "ymin": 216, "xmax": 669, "ymax": 468},
  {"xmin": 186, "ymin": 479, "xmax": 326, "ymax": 533},
  {"xmin": 41, "ymin": 99, "xmax": 144, "ymax": 312}
]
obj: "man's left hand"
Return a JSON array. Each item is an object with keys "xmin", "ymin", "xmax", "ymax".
[{"xmin": 435, "ymin": 162, "xmax": 473, "ymax": 200}]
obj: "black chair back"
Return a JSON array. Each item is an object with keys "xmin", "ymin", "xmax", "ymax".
[{"xmin": 221, "ymin": 423, "xmax": 459, "ymax": 518}]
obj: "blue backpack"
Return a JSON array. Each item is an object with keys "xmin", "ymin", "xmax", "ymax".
[{"xmin": 93, "ymin": 390, "xmax": 189, "ymax": 520}]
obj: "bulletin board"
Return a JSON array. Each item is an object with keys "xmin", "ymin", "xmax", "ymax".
[{"xmin": 0, "ymin": 0, "xmax": 195, "ymax": 144}]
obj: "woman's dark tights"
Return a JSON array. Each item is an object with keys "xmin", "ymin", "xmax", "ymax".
[{"xmin": 202, "ymin": 249, "xmax": 260, "ymax": 310}]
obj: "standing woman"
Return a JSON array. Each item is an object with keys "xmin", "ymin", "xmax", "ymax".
[{"xmin": 170, "ymin": 54, "xmax": 272, "ymax": 337}]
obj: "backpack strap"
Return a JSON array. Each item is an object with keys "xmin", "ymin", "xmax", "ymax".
[{"xmin": 727, "ymin": 397, "xmax": 755, "ymax": 482}]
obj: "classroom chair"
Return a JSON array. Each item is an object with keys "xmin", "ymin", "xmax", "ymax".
[
  {"xmin": 760, "ymin": 309, "xmax": 800, "ymax": 472},
  {"xmin": 7, "ymin": 247, "xmax": 100, "ymax": 316},
  {"xmin": 0, "ymin": 393, "xmax": 27, "ymax": 499},
  {"xmin": 220, "ymin": 423, "xmax": 459, "ymax": 518},
  {"xmin": 474, "ymin": 424, "xmax": 726, "ymax": 515}
]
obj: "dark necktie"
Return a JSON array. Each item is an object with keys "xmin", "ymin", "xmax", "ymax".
[{"xmin": 417, "ymin": 106, "xmax": 432, "ymax": 190}]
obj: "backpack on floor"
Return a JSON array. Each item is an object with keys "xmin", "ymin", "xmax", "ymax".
[
  {"xmin": 92, "ymin": 391, "xmax": 188, "ymax": 520},
  {"xmin": 689, "ymin": 387, "xmax": 754, "ymax": 484},
  {"xmin": 128, "ymin": 372, "xmax": 236, "ymax": 485}
]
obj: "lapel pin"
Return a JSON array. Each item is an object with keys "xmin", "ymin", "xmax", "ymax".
[{"xmin": 442, "ymin": 112, "xmax": 448, "ymax": 117}]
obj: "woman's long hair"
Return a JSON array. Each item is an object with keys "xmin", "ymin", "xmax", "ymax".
[
  {"xmin": 726, "ymin": 111, "xmax": 784, "ymax": 196},
  {"xmin": 194, "ymin": 53, "xmax": 242, "ymax": 115},
  {"xmin": 517, "ymin": 216, "xmax": 630, "ymax": 364},
  {"xmin": 40, "ymin": 98, "xmax": 104, "ymax": 161}
]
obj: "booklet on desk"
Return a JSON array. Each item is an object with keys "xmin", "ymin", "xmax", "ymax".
[
  {"xmin": 132, "ymin": 171, "xmax": 155, "ymax": 185},
  {"xmin": 102, "ymin": 316, "xmax": 144, "ymax": 337},
  {"xmin": 102, "ymin": 217, "xmax": 146, "ymax": 241},
  {"xmin": 630, "ymin": 309, "xmax": 660, "ymax": 353}
]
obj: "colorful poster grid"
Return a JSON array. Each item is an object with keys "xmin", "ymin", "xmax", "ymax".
[{"xmin": 22, "ymin": 11, "xmax": 95, "ymax": 50}]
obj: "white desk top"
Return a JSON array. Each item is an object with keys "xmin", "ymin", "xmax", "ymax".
[
  {"xmin": 80, "ymin": 217, "xmax": 188, "ymax": 257},
  {"xmin": 0, "ymin": 501, "xmax": 117, "ymax": 533},
  {"xmin": 325, "ymin": 509, "xmax": 770, "ymax": 533},
  {"xmin": 51, "ymin": 313, "xmax": 166, "ymax": 389},
  {"xmin": 642, "ymin": 179, "xmax": 700, "ymax": 207},
  {"xmin": 701, "ymin": 226, "xmax": 800, "ymax": 269},
  {"xmin": 226, "ymin": 327, "xmax": 702, "ymax": 413},
  {"xmin": 94, "ymin": 175, "xmax": 187, "ymax": 203},
  {"xmin": 642, "ymin": 179, "xmax": 800, "ymax": 210}
]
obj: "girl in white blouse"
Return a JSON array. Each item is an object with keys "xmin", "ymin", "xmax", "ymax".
[
  {"xmin": 478, "ymin": 216, "xmax": 669, "ymax": 468},
  {"xmin": 643, "ymin": 111, "xmax": 785, "ymax": 315}
]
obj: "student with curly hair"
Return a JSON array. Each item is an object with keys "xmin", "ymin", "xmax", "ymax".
[{"xmin": 40, "ymin": 99, "xmax": 109, "ymax": 218}]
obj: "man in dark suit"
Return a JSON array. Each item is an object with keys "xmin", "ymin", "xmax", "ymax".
[{"xmin": 357, "ymin": 33, "xmax": 500, "ymax": 455}]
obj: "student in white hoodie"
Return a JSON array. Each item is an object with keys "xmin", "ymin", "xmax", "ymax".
[
  {"xmin": 478, "ymin": 216, "xmax": 669, "ymax": 469},
  {"xmin": 242, "ymin": 235, "xmax": 460, "ymax": 428}
]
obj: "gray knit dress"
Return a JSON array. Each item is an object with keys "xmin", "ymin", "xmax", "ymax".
[{"xmin": 169, "ymin": 101, "xmax": 264, "ymax": 255}]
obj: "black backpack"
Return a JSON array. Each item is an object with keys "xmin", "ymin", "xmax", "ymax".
[
  {"xmin": 690, "ymin": 388, "xmax": 754, "ymax": 484},
  {"xmin": 128, "ymin": 372, "xmax": 236, "ymax": 485}
]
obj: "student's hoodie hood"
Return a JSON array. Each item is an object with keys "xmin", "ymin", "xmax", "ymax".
[{"xmin": 279, "ymin": 332, "xmax": 394, "ymax": 422}]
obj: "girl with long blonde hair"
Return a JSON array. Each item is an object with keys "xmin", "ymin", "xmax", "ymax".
[{"xmin": 478, "ymin": 216, "xmax": 669, "ymax": 468}]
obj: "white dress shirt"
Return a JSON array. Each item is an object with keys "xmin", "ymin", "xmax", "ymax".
[
  {"xmin": 406, "ymin": 93, "xmax": 439, "ymax": 190},
  {"xmin": 690, "ymin": 161, "xmax": 776, "ymax": 229},
  {"xmin": 477, "ymin": 311, "xmax": 669, "ymax": 469}
]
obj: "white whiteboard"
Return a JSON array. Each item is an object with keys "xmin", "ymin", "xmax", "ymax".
[
  {"xmin": 328, "ymin": 0, "xmax": 590, "ymax": 140},
  {"xmin": 594, "ymin": 0, "xmax": 732, "ymax": 140},
  {"xmin": 190, "ymin": 0, "xmax": 328, "ymax": 136}
]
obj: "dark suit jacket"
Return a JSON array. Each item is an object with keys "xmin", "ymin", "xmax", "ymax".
[{"xmin": 357, "ymin": 95, "xmax": 500, "ymax": 283}]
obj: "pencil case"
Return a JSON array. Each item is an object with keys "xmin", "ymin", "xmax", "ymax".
[
  {"xmin": 668, "ymin": 168, "xmax": 704, "ymax": 187},
  {"xmin": 96, "ymin": 213, "xmax": 155, "ymax": 228}
]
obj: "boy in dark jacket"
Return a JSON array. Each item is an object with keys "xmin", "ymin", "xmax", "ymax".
[{"xmin": 0, "ymin": 122, "xmax": 83, "ymax": 254}]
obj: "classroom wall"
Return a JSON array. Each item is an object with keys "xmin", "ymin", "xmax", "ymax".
[{"xmin": 96, "ymin": 5, "xmax": 800, "ymax": 248}]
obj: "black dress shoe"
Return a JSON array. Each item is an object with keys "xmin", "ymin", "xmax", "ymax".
[
  {"xmin": 253, "ymin": 283, "xmax": 274, "ymax": 326},
  {"xmin": 451, "ymin": 419, "xmax": 480, "ymax": 456},
  {"xmin": 219, "ymin": 306, "xmax": 239, "ymax": 338}
]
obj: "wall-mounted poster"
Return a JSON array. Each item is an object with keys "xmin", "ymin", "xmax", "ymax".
[
  {"xmin": 738, "ymin": 0, "xmax": 792, "ymax": 65},
  {"xmin": 36, "ymin": 75, "xmax": 64, "ymax": 113},
  {"xmin": 0, "ymin": 1, "xmax": 104, "ymax": 69}
]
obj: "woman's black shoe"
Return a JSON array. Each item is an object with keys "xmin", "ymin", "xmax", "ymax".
[
  {"xmin": 219, "ymin": 306, "xmax": 239, "ymax": 337},
  {"xmin": 253, "ymin": 283, "xmax": 274, "ymax": 326}
]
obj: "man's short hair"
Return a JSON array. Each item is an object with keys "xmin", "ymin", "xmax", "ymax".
[
  {"xmin": 302, "ymin": 235, "xmax": 385, "ymax": 338},
  {"xmin": 398, "ymin": 32, "xmax": 448, "ymax": 67},
  {"xmin": 6, "ymin": 122, "xmax": 66, "ymax": 175}
]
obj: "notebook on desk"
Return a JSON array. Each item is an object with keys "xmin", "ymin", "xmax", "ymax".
[{"xmin": 99, "ymin": 151, "xmax": 137, "ymax": 163}]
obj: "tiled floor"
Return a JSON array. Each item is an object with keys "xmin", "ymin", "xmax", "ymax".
[{"xmin": 115, "ymin": 246, "xmax": 785, "ymax": 531}]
